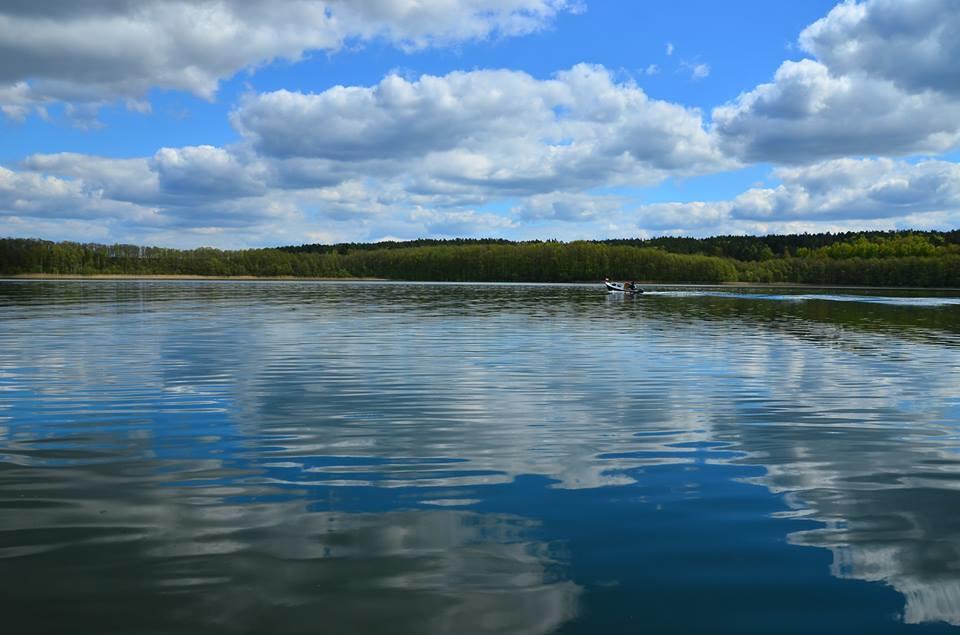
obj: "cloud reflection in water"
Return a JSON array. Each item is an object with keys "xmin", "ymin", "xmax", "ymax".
[{"xmin": 2, "ymin": 281, "xmax": 960, "ymax": 631}]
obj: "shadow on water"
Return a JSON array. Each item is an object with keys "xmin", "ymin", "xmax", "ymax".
[{"xmin": 1, "ymin": 281, "xmax": 960, "ymax": 633}]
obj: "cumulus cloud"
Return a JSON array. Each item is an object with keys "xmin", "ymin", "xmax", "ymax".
[
  {"xmin": 409, "ymin": 208, "xmax": 518, "ymax": 236},
  {"xmin": 20, "ymin": 153, "xmax": 158, "ymax": 204},
  {"xmin": 0, "ymin": 165, "xmax": 152, "ymax": 221},
  {"xmin": 231, "ymin": 72, "xmax": 553, "ymax": 162},
  {"xmin": 326, "ymin": 0, "xmax": 580, "ymax": 49},
  {"xmin": 635, "ymin": 200, "xmax": 731, "ymax": 233},
  {"xmin": 0, "ymin": 0, "xmax": 577, "ymax": 119},
  {"xmin": 713, "ymin": 59, "xmax": 960, "ymax": 164},
  {"xmin": 713, "ymin": 0, "xmax": 960, "ymax": 164},
  {"xmin": 7, "ymin": 0, "xmax": 960, "ymax": 246},
  {"xmin": 772, "ymin": 158, "xmax": 960, "ymax": 215},
  {"xmin": 9, "ymin": 149, "xmax": 294, "ymax": 239},
  {"xmin": 633, "ymin": 158, "xmax": 960, "ymax": 236},
  {"xmin": 232, "ymin": 64, "xmax": 730, "ymax": 197},
  {"xmin": 0, "ymin": 82, "xmax": 33, "ymax": 121},
  {"xmin": 799, "ymin": 0, "xmax": 960, "ymax": 96},
  {"xmin": 0, "ymin": 216, "xmax": 113, "ymax": 244},
  {"xmin": 514, "ymin": 192, "xmax": 625, "ymax": 222},
  {"xmin": 20, "ymin": 148, "xmax": 270, "ymax": 205},
  {"xmin": 8, "ymin": 64, "xmax": 729, "ymax": 237},
  {"xmin": 151, "ymin": 146, "xmax": 268, "ymax": 201},
  {"xmin": 33, "ymin": 63, "xmax": 725, "ymax": 240},
  {"xmin": 732, "ymin": 158, "xmax": 960, "ymax": 221},
  {"xmin": 8, "ymin": 153, "xmax": 960, "ymax": 246},
  {"xmin": 7, "ymin": 150, "xmax": 521, "ymax": 245}
]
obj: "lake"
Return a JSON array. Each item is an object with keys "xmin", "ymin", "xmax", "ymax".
[{"xmin": 2, "ymin": 280, "xmax": 960, "ymax": 634}]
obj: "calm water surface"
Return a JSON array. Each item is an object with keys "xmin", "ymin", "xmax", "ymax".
[{"xmin": 2, "ymin": 281, "xmax": 960, "ymax": 634}]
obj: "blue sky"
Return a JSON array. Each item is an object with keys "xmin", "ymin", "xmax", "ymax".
[{"xmin": 1, "ymin": 0, "xmax": 958, "ymax": 248}]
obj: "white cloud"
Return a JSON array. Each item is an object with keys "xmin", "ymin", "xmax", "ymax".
[
  {"xmin": 327, "ymin": 0, "xmax": 578, "ymax": 49},
  {"xmin": 799, "ymin": 0, "xmax": 960, "ymax": 96},
  {"xmin": 7, "ymin": 151, "xmax": 295, "ymax": 241},
  {"xmin": 735, "ymin": 158, "xmax": 960, "ymax": 220},
  {"xmin": 0, "ymin": 0, "xmax": 577, "ymax": 120},
  {"xmin": 635, "ymin": 200, "xmax": 731, "ymax": 233},
  {"xmin": 513, "ymin": 192, "xmax": 624, "ymax": 222},
  {"xmin": 680, "ymin": 61, "xmax": 710, "ymax": 80},
  {"xmin": 0, "ymin": 82, "xmax": 32, "ymax": 121},
  {"xmin": 713, "ymin": 0, "xmax": 960, "ymax": 164},
  {"xmin": 231, "ymin": 71, "xmax": 557, "ymax": 162},
  {"xmin": 232, "ymin": 64, "xmax": 730, "ymax": 198},
  {"xmin": 21, "ymin": 148, "xmax": 271, "ymax": 206},
  {"xmin": 7, "ymin": 1, "xmax": 960, "ymax": 246},
  {"xmin": 632, "ymin": 158, "xmax": 960, "ymax": 236},
  {"xmin": 713, "ymin": 59, "xmax": 960, "ymax": 164},
  {"xmin": 0, "ymin": 216, "xmax": 113, "ymax": 243},
  {"xmin": 151, "ymin": 146, "xmax": 269, "ymax": 200},
  {"xmin": 20, "ymin": 153, "xmax": 158, "ymax": 204},
  {"xmin": 0, "ymin": 165, "xmax": 152, "ymax": 222},
  {"xmin": 409, "ymin": 208, "xmax": 518, "ymax": 236},
  {"xmin": 8, "ymin": 154, "xmax": 960, "ymax": 246}
]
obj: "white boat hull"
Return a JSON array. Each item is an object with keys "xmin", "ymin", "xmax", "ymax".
[{"xmin": 605, "ymin": 281, "xmax": 643, "ymax": 294}]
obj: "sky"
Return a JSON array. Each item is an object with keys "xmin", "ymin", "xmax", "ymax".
[{"xmin": 1, "ymin": 0, "xmax": 959, "ymax": 249}]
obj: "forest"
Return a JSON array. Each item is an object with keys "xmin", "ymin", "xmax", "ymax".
[{"xmin": 2, "ymin": 230, "xmax": 959, "ymax": 287}]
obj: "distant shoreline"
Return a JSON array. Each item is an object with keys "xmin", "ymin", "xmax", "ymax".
[
  {"xmin": 5, "ymin": 274, "xmax": 959, "ymax": 291},
  {"xmin": 6, "ymin": 274, "xmax": 387, "ymax": 281}
]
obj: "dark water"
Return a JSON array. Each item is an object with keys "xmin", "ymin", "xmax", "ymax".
[{"xmin": 2, "ymin": 281, "xmax": 960, "ymax": 634}]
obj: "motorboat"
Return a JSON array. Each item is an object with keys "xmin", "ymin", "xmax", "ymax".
[{"xmin": 604, "ymin": 279, "xmax": 644, "ymax": 294}]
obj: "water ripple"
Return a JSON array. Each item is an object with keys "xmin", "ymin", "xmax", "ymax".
[{"xmin": 2, "ymin": 281, "xmax": 960, "ymax": 633}]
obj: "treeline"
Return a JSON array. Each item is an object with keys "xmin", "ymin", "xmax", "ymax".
[
  {"xmin": 0, "ymin": 239, "xmax": 350, "ymax": 277},
  {"xmin": 279, "ymin": 230, "xmax": 960, "ymax": 261},
  {"xmin": 604, "ymin": 230, "xmax": 960, "ymax": 261},
  {"xmin": 333, "ymin": 242, "xmax": 739, "ymax": 283},
  {"xmin": 280, "ymin": 237, "xmax": 520, "ymax": 255},
  {"xmin": 0, "ymin": 238, "xmax": 736, "ymax": 282},
  {"xmin": 734, "ymin": 256, "xmax": 960, "ymax": 287},
  {"xmin": 2, "ymin": 231, "xmax": 960, "ymax": 287}
]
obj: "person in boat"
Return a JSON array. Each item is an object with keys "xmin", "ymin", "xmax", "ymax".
[{"xmin": 604, "ymin": 277, "xmax": 633, "ymax": 291}]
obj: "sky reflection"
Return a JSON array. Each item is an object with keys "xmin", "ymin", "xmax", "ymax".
[{"xmin": 2, "ymin": 281, "xmax": 960, "ymax": 632}]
